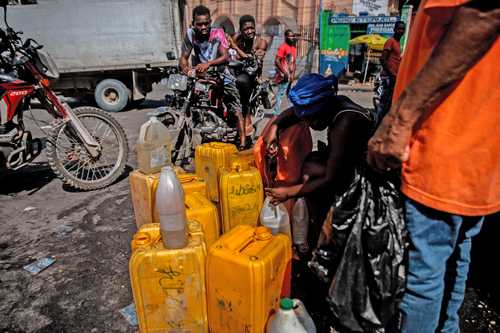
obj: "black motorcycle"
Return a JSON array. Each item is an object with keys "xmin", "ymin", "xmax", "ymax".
[{"xmin": 153, "ymin": 58, "xmax": 274, "ymax": 166}]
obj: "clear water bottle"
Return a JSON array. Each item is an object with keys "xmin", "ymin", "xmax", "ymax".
[
  {"xmin": 155, "ymin": 166, "xmax": 187, "ymax": 249},
  {"xmin": 260, "ymin": 197, "xmax": 291, "ymax": 239},
  {"xmin": 266, "ymin": 298, "xmax": 316, "ymax": 333},
  {"xmin": 292, "ymin": 198, "xmax": 309, "ymax": 254},
  {"xmin": 137, "ymin": 116, "xmax": 171, "ymax": 174}
]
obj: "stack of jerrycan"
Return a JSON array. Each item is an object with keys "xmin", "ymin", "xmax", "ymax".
[
  {"xmin": 206, "ymin": 225, "xmax": 292, "ymax": 333},
  {"xmin": 195, "ymin": 142, "xmax": 263, "ymax": 234},
  {"xmin": 130, "ymin": 119, "xmax": 220, "ymax": 246},
  {"xmin": 129, "ymin": 167, "xmax": 209, "ymax": 332},
  {"xmin": 219, "ymin": 161, "xmax": 264, "ymax": 233},
  {"xmin": 130, "ymin": 171, "xmax": 220, "ymax": 247}
]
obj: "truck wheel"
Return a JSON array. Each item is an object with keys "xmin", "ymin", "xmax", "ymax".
[{"xmin": 95, "ymin": 79, "xmax": 131, "ymax": 112}]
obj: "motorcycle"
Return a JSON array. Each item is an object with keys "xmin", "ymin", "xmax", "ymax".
[
  {"xmin": 0, "ymin": 1, "xmax": 128, "ymax": 190},
  {"xmin": 153, "ymin": 55, "xmax": 274, "ymax": 166}
]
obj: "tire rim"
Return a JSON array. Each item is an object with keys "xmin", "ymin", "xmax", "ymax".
[
  {"xmin": 102, "ymin": 87, "xmax": 120, "ymax": 106},
  {"xmin": 53, "ymin": 114, "xmax": 125, "ymax": 184}
]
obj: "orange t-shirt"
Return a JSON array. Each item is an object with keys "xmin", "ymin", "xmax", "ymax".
[{"xmin": 394, "ymin": 0, "xmax": 500, "ymax": 216}]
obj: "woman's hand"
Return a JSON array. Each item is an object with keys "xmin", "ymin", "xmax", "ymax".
[{"xmin": 265, "ymin": 187, "xmax": 292, "ymax": 205}]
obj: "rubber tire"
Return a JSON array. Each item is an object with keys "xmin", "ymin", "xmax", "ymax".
[
  {"xmin": 46, "ymin": 106, "xmax": 129, "ymax": 191},
  {"xmin": 94, "ymin": 79, "xmax": 131, "ymax": 112}
]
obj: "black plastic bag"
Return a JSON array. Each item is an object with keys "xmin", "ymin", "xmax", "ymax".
[{"xmin": 309, "ymin": 167, "xmax": 406, "ymax": 332}]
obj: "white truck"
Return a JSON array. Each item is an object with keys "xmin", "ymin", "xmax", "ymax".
[{"xmin": 3, "ymin": 0, "xmax": 182, "ymax": 111}]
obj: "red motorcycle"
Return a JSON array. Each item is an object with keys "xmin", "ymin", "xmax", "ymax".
[{"xmin": 0, "ymin": 1, "xmax": 128, "ymax": 190}]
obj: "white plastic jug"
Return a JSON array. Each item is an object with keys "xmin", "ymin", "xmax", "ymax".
[
  {"xmin": 266, "ymin": 298, "xmax": 316, "ymax": 333},
  {"xmin": 292, "ymin": 198, "xmax": 309, "ymax": 254},
  {"xmin": 260, "ymin": 197, "xmax": 291, "ymax": 238},
  {"xmin": 136, "ymin": 116, "xmax": 171, "ymax": 174},
  {"xmin": 155, "ymin": 166, "xmax": 187, "ymax": 249}
]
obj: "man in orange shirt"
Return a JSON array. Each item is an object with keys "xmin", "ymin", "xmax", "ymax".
[
  {"xmin": 378, "ymin": 21, "xmax": 405, "ymax": 123},
  {"xmin": 368, "ymin": 1, "xmax": 499, "ymax": 332}
]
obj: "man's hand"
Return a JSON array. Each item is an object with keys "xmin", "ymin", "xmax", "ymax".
[
  {"xmin": 367, "ymin": 100, "xmax": 412, "ymax": 171},
  {"xmin": 195, "ymin": 63, "xmax": 210, "ymax": 74},
  {"xmin": 265, "ymin": 187, "xmax": 292, "ymax": 205},
  {"xmin": 181, "ymin": 66, "xmax": 192, "ymax": 75}
]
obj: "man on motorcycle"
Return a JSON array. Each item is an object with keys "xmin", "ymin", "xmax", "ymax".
[
  {"xmin": 228, "ymin": 15, "xmax": 268, "ymax": 148},
  {"xmin": 179, "ymin": 5, "xmax": 244, "ymax": 148}
]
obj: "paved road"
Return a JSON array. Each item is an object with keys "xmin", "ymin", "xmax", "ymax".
[{"xmin": 0, "ymin": 85, "xmax": 497, "ymax": 332}]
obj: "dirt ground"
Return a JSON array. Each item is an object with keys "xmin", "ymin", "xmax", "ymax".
[{"xmin": 0, "ymin": 86, "xmax": 498, "ymax": 332}]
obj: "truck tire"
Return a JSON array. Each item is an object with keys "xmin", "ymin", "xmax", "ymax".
[{"xmin": 95, "ymin": 79, "xmax": 131, "ymax": 112}]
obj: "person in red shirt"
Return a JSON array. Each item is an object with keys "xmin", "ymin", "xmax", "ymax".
[
  {"xmin": 368, "ymin": 1, "xmax": 499, "ymax": 332},
  {"xmin": 378, "ymin": 21, "xmax": 405, "ymax": 124},
  {"xmin": 273, "ymin": 29, "xmax": 297, "ymax": 115}
]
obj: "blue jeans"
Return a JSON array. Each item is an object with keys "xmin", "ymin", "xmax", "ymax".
[
  {"xmin": 273, "ymin": 82, "xmax": 288, "ymax": 115},
  {"xmin": 400, "ymin": 199, "xmax": 483, "ymax": 333}
]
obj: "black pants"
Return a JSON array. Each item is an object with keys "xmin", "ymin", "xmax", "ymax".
[
  {"xmin": 235, "ymin": 73, "xmax": 255, "ymax": 116},
  {"xmin": 378, "ymin": 75, "xmax": 396, "ymax": 124}
]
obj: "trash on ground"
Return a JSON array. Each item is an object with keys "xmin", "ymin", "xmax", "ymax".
[
  {"xmin": 119, "ymin": 303, "xmax": 138, "ymax": 326},
  {"xmin": 23, "ymin": 257, "xmax": 56, "ymax": 275},
  {"xmin": 23, "ymin": 206, "xmax": 37, "ymax": 212},
  {"xmin": 55, "ymin": 224, "xmax": 74, "ymax": 237}
]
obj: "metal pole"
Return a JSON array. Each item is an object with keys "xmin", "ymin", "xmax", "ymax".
[{"xmin": 363, "ymin": 48, "xmax": 370, "ymax": 83}]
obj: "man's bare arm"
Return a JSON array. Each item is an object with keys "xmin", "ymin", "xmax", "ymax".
[
  {"xmin": 179, "ymin": 37, "xmax": 192, "ymax": 74},
  {"xmin": 391, "ymin": 3, "xmax": 499, "ymax": 132},
  {"xmin": 229, "ymin": 34, "xmax": 248, "ymax": 59},
  {"xmin": 210, "ymin": 44, "xmax": 229, "ymax": 66}
]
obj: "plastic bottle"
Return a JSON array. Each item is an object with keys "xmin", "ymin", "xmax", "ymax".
[
  {"xmin": 266, "ymin": 298, "xmax": 317, "ymax": 333},
  {"xmin": 324, "ymin": 64, "xmax": 333, "ymax": 77},
  {"xmin": 292, "ymin": 198, "xmax": 309, "ymax": 254},
  {"xmin": 137, "ymin": 116, "xmax": 171, "ymax": 174},
  {"xmin": 260, "ymin": 197, "xmax": 291, "ymax": 239},
  {"xmin": 155, "ymin": 166, "xmax": 188, "ymax": 249}
]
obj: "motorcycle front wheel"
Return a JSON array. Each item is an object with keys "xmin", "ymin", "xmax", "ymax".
[{"xmin": 46, "ymin": 106, "xmax": 129, "ymax": 190}]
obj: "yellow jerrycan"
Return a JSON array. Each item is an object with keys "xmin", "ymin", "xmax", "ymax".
[
  {"xmin": 206, "ymin": 225, "xmax": 292, "ymax": 333},
  {"xmin": 178, "ymin": 173, "xmax": 207, "ymax": 197},
  {"xmin": 129, "ymin": 170, "xmax": 207, "ymax": 228},
  {"xmin": 185, "ymin": 192, "xmax": 220, "ymax": 247},
  {"xmin": 230, "ymin": 148, "xmax": 256, "ymax": 169},
  {"xmin": 194, "ymin": 142, "xmax": 238, "ymax": 202},
  {"xmin": 130, "ymin": 221, "xmax": 208, "ymax": 333},
  {"xmin": 219, "ymin": 162, "xmax": 264, "ymax": 233}
]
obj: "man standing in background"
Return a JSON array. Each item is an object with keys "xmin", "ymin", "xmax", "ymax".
[
  {"xmin": 273, "ymin": 29, "xmax": 297, "ymax": 115},
  {"xmin": 378, "ymin": 21, "xmax": 405, "ymax": 123}
]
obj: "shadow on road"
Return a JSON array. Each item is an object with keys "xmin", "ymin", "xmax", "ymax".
[
  {"xmin": 1, "ymin": 163, "xmax": 134, "ymax": 196},
  {"xmin": 0, "ymin": 162, "xmax": 55, "ymax": 196}
]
